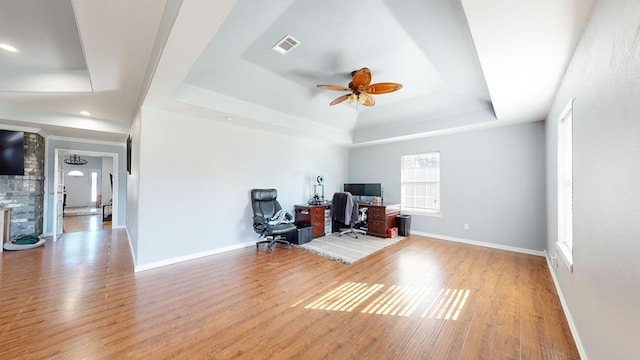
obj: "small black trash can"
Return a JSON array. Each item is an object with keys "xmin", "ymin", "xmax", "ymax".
[{"xmin": 396, "ymin": 215, "xmax": 411, "ymax": 236}]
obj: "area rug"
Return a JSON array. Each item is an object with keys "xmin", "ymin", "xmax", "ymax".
[{"xmin": 299, "ymin": 233, "xmax": 405, "ymax": 264}]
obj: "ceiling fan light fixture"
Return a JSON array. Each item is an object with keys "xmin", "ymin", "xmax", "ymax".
[
  {"xmin": 271, "ymin": 35, "xmax": 300, "ymax": 55},
  {"xmin": 317, "ymin": 67, "xmax": 401, "ymax": 107}
]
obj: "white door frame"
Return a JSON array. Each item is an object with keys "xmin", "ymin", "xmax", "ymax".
[{"xmin": 51, "ymin": 149, "xmax": 120, "ymax": 240}]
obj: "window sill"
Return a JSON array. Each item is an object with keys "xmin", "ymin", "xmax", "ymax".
[
  {"xmin": 556, "ymin": 241, "xmax": 574, "ymax": 272},
  {"xmin": 400, "ymin": 208, "xmax": 441, "ymax": 218}
]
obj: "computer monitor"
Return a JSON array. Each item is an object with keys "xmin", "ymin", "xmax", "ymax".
[{"xmin": 343, "ymin": 183, "xmax": 382, "ymax": 198}]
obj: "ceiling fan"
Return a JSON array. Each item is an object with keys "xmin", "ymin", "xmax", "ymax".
[{"xmin": 316, "ymin": 67, "xmax": 403, "ymax": 107}]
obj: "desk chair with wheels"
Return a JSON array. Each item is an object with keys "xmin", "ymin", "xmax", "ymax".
[
  {"xmin": 250, "ymin": 188, "xmax": 296, "ymax": 252},
  {"xmin": 331, "ymin": 192, "xmax": 367, "ymax": 238}
]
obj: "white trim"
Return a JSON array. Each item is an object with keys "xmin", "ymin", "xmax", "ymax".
[
  {"xmin": 0, "ymin": 123, "xmax": 42, "ymax": 133},
  {"xmin": 412, "ymin": 231, "xmax": 545, "ymax": 257},
  {"xmin": 556, "ymin": 241, "xmax": 574, "ymax": 272},
  {"xmin": 47, "ymin": 134, "xmax": 125, "ymax": 147},
  {"xmin": 545, "ymin": 254, "xmax": 587, "ymax": 359},
  {"xmin": 134, "ymin": 241, "xmax": 256, "ymax": 272},
  {"xmin": 560, "ymin": 97, "xmax": 576, "ymax": 120},
  {"xmin": 400, "ymin": 208, "xmax": 441, "ymax": 217}
]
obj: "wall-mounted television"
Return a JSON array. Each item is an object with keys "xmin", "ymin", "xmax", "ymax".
[
  {"xmin": 0, "ymin": 130, "xmax": 24, "ymax": 175},
  {"xmin": 343, "ymin": 183, "xmax": 383, "ymax": 198}
]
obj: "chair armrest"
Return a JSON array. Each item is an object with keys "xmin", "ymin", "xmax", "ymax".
[{"xmin": 253, "ymin": 215, "xmax": 268, "ymax": 235}]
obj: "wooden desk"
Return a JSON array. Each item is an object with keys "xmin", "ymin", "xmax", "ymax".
[
  {"xmin": 294, "ymin": 204, "xmax": 331, "ymax": 238},
  {"xmin": 359, "ymin": 203, "xmax": 400, "ymax": 238},
  {"xmin": 296, "ymin": 202, "xmax": 400, "ymax": 239}
]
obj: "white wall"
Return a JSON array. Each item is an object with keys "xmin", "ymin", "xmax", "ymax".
[
  {"xmin": 127, "ymin": 110, "xmax": 141, "ymax": 264},
  {"xmin": 64, "ymin": 169, "xmax": 98, "ymax": 207},
  {"xmin": 62, "ymin": 156, "xmax": 103, "ymax": 207},
  {"xmin": 350, "ymin": 121, "xmax": 546, "ymax": 251},
  {"xmin": 134, "ymin": 106, "xmax": 349, "ymax": 267},
  {"xmin": 545, "ymin": 0, "xmax": 640, "ymax": 358}
]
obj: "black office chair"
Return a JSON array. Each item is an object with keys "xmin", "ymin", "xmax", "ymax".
[
  {"xmin": 251, "ymin": 189, "xmax": 296, "ymax": 252},
  {"xmin": 331, "ymin": 192, "xmax": 367, "ymax": 238}
]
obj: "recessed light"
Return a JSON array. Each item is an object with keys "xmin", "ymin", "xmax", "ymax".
[
  {"xmin": 0, "ymin": 43, "xmax": 18, "ymax": 52},
  {"xmin": 225, "ymin": 116, "xmax": 234, "ymax": 121},
  {"xmin": 79, "ymin": 111, "xmax": 91, "ymax": 116}
]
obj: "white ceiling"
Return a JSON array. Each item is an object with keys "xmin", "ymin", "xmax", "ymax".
[
  {"xmin": 0, "ymin": 0, "xmax": 166, "ymax": 142},
  {"xmin": 0, "ymin": 0, "xmax": 595, "ymax": 145}
]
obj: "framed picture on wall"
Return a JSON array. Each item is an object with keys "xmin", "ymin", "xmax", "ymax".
[{"xmin": 126, "ymin": 135, "xmax": 132, "ymax": 175}]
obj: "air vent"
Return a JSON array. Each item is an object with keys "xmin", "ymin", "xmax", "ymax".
[{"xmin": 272, "ymin": 35, "xmax": 300, "ymax": 55}]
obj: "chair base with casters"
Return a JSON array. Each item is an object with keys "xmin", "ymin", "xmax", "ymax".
[
  {"xmin": 336, "ymin": 204, "xmax": 368, "ymax": 239},
  {"xmin": 338, "ymin": 208, "xmax": 368, "ymax": 239},
  {"xmin": 256, "ymin": 224, "xmax": 294, "ymax": 252},
  {"xmin": 339, "ymin": 226, "xmax": 367, "ymax": 239}
]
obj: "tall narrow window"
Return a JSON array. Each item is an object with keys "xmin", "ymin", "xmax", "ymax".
[
  {"xmin": 91, "ymin": 172, "xmax": 98, "ymax": 203},
  {"xmin": 401, "ymin": 152, "xmax": 440, "ymax": 214},
  {"xmin": 557, "ymin": 99, "xmax": 574, "ymax": 271}
]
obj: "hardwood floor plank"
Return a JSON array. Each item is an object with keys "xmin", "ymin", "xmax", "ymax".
[{"xmin": 0, "ymin": 232, "xmax": 579, "ymax": 359}]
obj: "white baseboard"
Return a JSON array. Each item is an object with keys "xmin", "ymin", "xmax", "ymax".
[
  {"xmin": 134, "ymin": 241, "xmax": 255, "ymax": 273},
  {"xmin": 544, "ymin": 252, "xmax": 588, "ymax": 360},
  {"xmin": 411, "ymin": 231, "xmax": 546, "ymax": 257}
]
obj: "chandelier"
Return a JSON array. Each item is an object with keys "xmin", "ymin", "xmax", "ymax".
[{"xmin": 64, "ymin": 154, "xmax": 88, "ymax": 166}]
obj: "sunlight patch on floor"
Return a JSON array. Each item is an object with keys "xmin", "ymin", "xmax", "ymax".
[
  {"xmin": 361, "ymin": 285, "xmax": 430, "ymax": 316},
  {"xmin": 295, "ymin": 282, "xmax": 471, "ymax": 319},
  {"xmin": 422, "ymin": 288, "xmax": 470, "ymax": 320},
  {"xmin": 304, "ymin": 282, "xmax": 383, "ymax": 312}
]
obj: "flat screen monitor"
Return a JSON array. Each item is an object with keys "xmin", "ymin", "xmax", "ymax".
[
  {"xmin": 343, "ymin": 183, "xmax": 382, "ymax": 197},
  {"xmin": 0, "ymin": 130, "xmax": 24, "ymax": 175},
  {"xmin": 343, "ymin": 183, "xmax": 364, "ymax": 196}
]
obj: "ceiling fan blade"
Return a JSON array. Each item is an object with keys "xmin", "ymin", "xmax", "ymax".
[
  {"xmin": 360, "ymin": 93, "xmax": 375, "ymax": 107},
  {"xmin": 329, "ymin": 94, "xmax": 350, "ymax": 106},
  {"xmin": 317, "ymin": 84, "xmax": 351, "ymax": 92},
  {"xmin": 366, "ymin": 82, "xmax": 403, "ymax": 94},
  {"xmin": 351, "ymin": 67, "xmax": 372, "ymax": 90}
]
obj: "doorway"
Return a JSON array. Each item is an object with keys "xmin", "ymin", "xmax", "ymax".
[{"xmin": 52, "ymin": 149, "xmax": 119, "ymax": 238}]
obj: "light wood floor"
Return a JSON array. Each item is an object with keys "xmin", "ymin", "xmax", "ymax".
[
  {"xmin": 0, "ymin": 230, "xmax": 579, "ymax": 359},
  {"xmin": 63, "ymin": 214, "xmax": 112, "ymax": 233}
]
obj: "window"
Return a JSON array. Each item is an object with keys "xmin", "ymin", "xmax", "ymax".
[
  {"xmin": 401, "ymin": 152, "xmax": 440, "ymax": 214},
  {"xmin": 91, "ymin": 172, "xmax": 98, "ymax": 203},
  {"xmin": 557, "ymin": 99, "xmax": 574, "ymax": 271}
]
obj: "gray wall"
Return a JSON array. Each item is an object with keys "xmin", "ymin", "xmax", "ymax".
[
  {"xmin": 349, "ymin": 121, "xmax": 546, "ymax": 251},
  {"xmin": 545, "ymin": 0, "xmax": 640, "ymax": 358},
  {"xmin": 132, "ymin": 106, "xmax": 349, "ymax": 268}
]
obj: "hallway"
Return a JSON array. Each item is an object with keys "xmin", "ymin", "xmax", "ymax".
[{"xmin": 64, "ymin": 213, "xmax": 111, "ymax": 233}]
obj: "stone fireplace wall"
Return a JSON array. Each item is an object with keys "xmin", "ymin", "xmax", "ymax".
[{"xmin": 0, "ymin": 132, "xmax": 45, "ymax": 238}]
